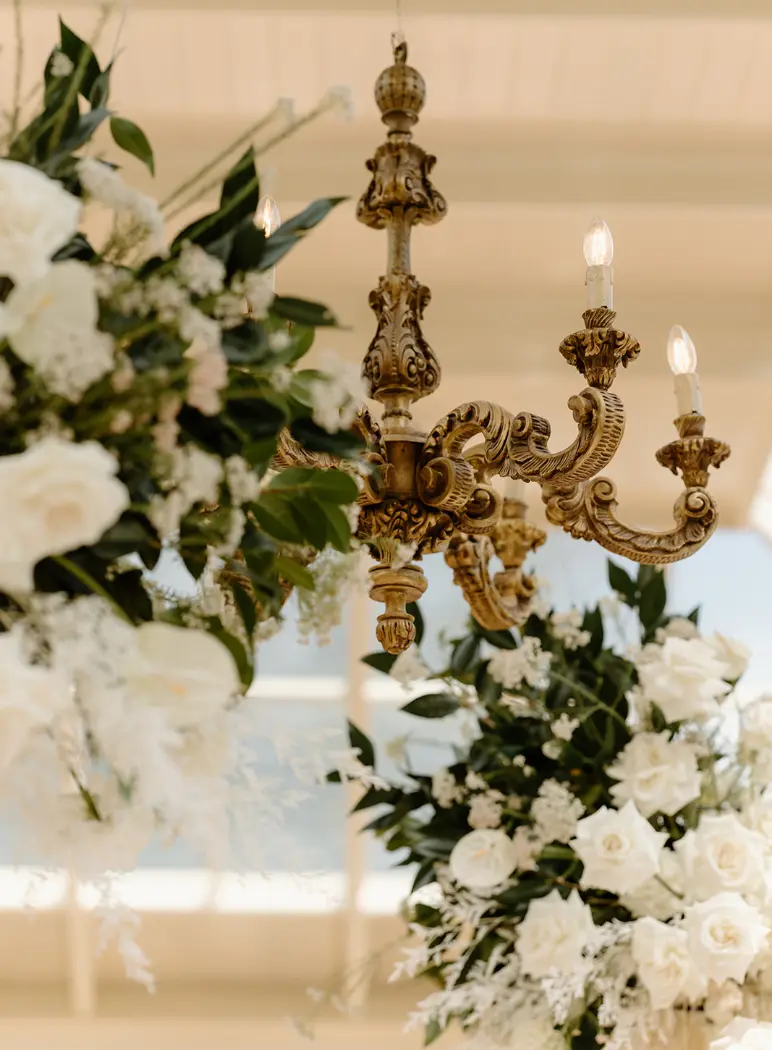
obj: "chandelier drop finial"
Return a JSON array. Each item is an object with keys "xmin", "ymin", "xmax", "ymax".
[{"xmin": 276, "ymin": 40, "xmax": 731, "ymax": 654}]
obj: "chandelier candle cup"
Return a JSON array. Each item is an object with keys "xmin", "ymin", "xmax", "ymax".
[
  {"xmin": 583, "ymin": 217, "xmax": 614, "ymax": 309},
  {"xmin": 668, "ymin": 325, "xmax": 702, "ymax": 416},
  {"xmin": 256, "ymin": 194, "xmax": 281, "ymax": 291}
]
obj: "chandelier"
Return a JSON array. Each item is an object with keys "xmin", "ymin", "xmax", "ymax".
[{"xmin": 278, "ymin": 38, "xmax": 731, "ymax": 655}]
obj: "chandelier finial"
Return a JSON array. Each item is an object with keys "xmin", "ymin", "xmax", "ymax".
[{"xmin": 374, "ymin": 36, "xmax": 426, "ymax": 134}]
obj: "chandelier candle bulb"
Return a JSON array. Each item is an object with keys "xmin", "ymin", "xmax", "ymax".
[
  {"xmin": 667, "ymin": 325, "xmax": 702, "ymax": 415},
  {"xmin": 256, "ymin": 195, "xmax": 281, "ymax": 291},
  {"xmin": 583, "ymin": 217, "xmax": 614, "ymax": 309}
]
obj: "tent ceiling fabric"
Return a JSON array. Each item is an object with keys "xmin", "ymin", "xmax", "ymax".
[{"xmin": 0, "ymin": 1, "xmax": 769, "ymax": 530}]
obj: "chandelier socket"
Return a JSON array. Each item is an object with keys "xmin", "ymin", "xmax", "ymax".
[
  {"xmin": 559, "ymin": 309, "xmax": 641, "ymax": 389},
  {"xmin": 656, "ymin": 413, "xmax": 730, "ymax": 489}
]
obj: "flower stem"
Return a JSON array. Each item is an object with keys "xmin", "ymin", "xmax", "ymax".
[
  {"xmin": 9, "ymin": 0, "xmax": 24, "ymax": 143},
  {"xmin": 159, "ymin": 103, "xmax": 283, "ymax": 212}
]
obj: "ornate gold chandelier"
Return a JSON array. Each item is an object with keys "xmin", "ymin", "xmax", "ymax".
[{"xmin": 281, "ymin": 38, "xmax": 731, "ymax": 655}]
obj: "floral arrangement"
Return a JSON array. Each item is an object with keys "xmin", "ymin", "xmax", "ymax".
[
  {"xmin": 345, "ymin": 562, "xmax": 772, "ymax": 1050},
  {"xmin": 0, "ymin": 12, "xmax": 363, "ymax": 907}
]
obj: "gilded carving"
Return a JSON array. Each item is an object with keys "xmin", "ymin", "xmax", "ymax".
[
  {"xmin": 543, "ymin": 478, "xmax": 718, "ymax": 564},
  {"xmin": 358, "ymin": 498, "xmax": 454, "ymax": 556},
  {"xmin": 445, "ymin": 500, "xmax": 546, "ymax": 630},
  {"xmin": 559, "ymin": 310, "xmax": 641, "ymax": 390},
  {"xmin": 364, "ymin": 274, "xmax": 441, "ymax": 414}
]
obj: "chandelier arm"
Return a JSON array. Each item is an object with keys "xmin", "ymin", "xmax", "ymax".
[
  {"xmin": 272, "ymin": 409, "xmax": 389, "ymax": 506},
  {"xmin": 445, "ymin": 499, "xmax": 547, "ymax": 630},
  {"xmin": 417, "ymin": 388, "xmax": 625, "ymax": 518},
  {"xmin": 543, "ymin": 478, "xmax": 718, "ymax": 565}
]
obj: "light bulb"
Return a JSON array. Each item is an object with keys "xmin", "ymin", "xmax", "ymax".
[
  {"xmin": 256, "ymin": 195, "xmax": 281, "ymax": 238},
  {"xmin": 583, "ymin": 217, "xmax": 614, "ymax": 267},
  {"xmin": 667, "ymin": 325, "xmax": 697, "ymax": 375}
]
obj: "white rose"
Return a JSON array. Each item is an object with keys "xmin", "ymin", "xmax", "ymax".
[
  {"xmin": 449, "ymin": 829, "xmax": 518, "ymax": 890},
  {"xmin": 571, "ymin": 800, "xmax": 666, "ymax": 895},
  {"xmin": 516, "ymin": 889, "xmax": 595, "ymax": 977},
  {"xmin": 631, "ymin": 917, "xmax": 706, "ymax": 1010},
  {"xmin": 656, "ymin": 617, "xmax": 701, "ymax": 642},
  {"xmin": 675, "ymin": 814, "xmax": 767, "ymax": 901},
  {"xmin": 637, "ymin": 637, "xmax": 732, "ymax": 723},
  {"xmin": 742, "ymin": 698, "xmax": 772, "ymax": 754},
  {"xmin": 744, "ymin": 789, "xmax": 772, "ymax": 841},
  {"xmin": 0, "ymin": 261, "xmax": 113, "ymax": 399},
  {"xmin": 0, "ymin": 630, "xmax": 69, "ymax": 770},
  {"xmin": 684, "ymin": 893, "xmax": 769, "ymax": 985},
  {"xmin": 124, "ymin": 623, "xmax": 241, "ymax": 727},
  {"xmin": 621, "ymin": 848, "xmax": 686, "ymax": 920},
  {"xmin": 0, "ymin": 160, "xmax": 80, "ymax": 285},
  {"xmin": 711, "ymin": 1019, "xmax": 772, "ymax": 1050},
  {"xmin": 607, "ymin": 731, "xmax": 701, "ymax": 817},
  {"xmin": 0, "ymin": 438, "xmax": 129, "ymax": 593},
  {"xmin": 709, "ymin": 633, "xmax": 750, "ymax": 682}
]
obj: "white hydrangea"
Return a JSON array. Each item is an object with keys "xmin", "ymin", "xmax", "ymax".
[
  {"xmin": 468, "ymin": 793, "xmax": 503, "ymax": 830},
  {"xmin": 184, "ymin": 339, "xmax": 228, "ymax": 416},
  {"xmin": 0, "ymin": 261, "xmax": 114, "ymax": 399},
  {"xmin": 550, "ymin": 610, "xmax": 591, "ymax": 650},
  {"xmin": 176, "ymin": 242, "xmax": 225, "ymax": 297},
  {"xmin": 297, "ymin": 548, "xmax": 364, "ymax": 646},
  {"xmin": 552, "ymin": 713, "xmax": 579, "ymax": 741},
  {"xmin": 179, "ymin": 304, "xmax": 221, "ymax": 352},
  {"xmin": 432, "ymin": 768, "xmax": 464, "ymax": 809},
  {"xmin": 232, "ymin": 271, "xmax": 274, "ymax": 320},
  {"xmin": 488, "ymin": 638, "xmax": 551, "ymax": 691},
  {"xmin": 308, "ymin": 353, "xmax": 365, "ymax": 433},
  {"xmin": 224, "ymin": 456, "xmax": 260, "ymax": 506},
  {"xmin": 531, "ymin": 779, "xmax": 586, "ymax": 844},
  {"xmin": 77, "ymin": 158, "xmax": 166, "ymax": 259}
]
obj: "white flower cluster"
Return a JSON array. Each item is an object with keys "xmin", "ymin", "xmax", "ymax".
[
  {"xmin": 488, "ymin": 637, "xmax": 552, "ymax": 691},
  {"xmin": 1, "ymin": 595, "xmax": 248, "ymax": 875},
  {"xmin": 308, "ymin": 352, "xmax": 366, "ymax": 433},
  {"xmin": 550, "ymin": 609, "xmax": 591, "ymax": 650},
  {"xmin": 398, "ymin": 614, "xmax": 772, "ymax": 1050}
]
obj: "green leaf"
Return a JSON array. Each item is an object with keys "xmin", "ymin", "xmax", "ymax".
[
  {"xmin": 279, "ymin": 197, "xmax": 347, "ymax": 236},
  {"xmin": 272, "ymin": 297, "xmax": 338, "ymax": 327},
  {"xmin": 219, "ymin": 147, "xmax": 259, "ymax": 221},
  {"xmin": 268, "ymin": 467, "xmax": 358, "ymax": 504},
  {"xmin": 362, "ymin": 651, "xmax": 397, "ymax": 674},
  {"xmin": 349, "ymin": 721, "xmax": 375, "ymax": 768},
  {"xmin": 607, "ymin": 559, "xmax": 637, "ymax": 605},
  {"xmin": 251, "ymin": 494, "xmax": 305, "ymax": 544},
  {"xmin": 59, "ymin": 19, "xmax": 101, "ymax": 99},
  {"xmin": 229, "ymin": 577, "xmax": 257, "ymax": 638},
  {"xmin": 425, "ymin": 1019, "xmax": 445, "ymax": 1046},
  {"xmin": 227, "ymin": 221, "xmax": 266, "ymax": 277},
  {"xmin": 407, "ymin": 601, "xmax": 424, "ymax": 646},
  {"xmin": 472, "ymin": 622, "xmax": 517, "ymax": 649},
  {"xmin": 319, "ymin": 503, "xmax": 351, "ymax": 552},
  {"xmin": 402, "ymin": 693, "xmax": 461, "ymax": 719},
  {"xmin": 204, "ymin": 620, "xmax": 253, "ymax": 689},
  {"xmin": 55, "ymin": 107, "xmax": 110, "ymax": 156},
  {"xmin": 411, "ymin": 859, "xmax": 437, "ymax": 893},
  {"xmin": 289, "ymin": 418, "xmax": 365, "ymax": 459},
  {"xmin": 289, "ymin": 497, "xmax": 328, "ymax": 549},
  {"xmin": 450, "ymin": 634, "xmax": 480, "ymax": 676},
  {"xmin": 275, "ymin": 555, "xmax": 315, "ymax": 590},
  {"xmin": 639, "ymin": 569, "xmax": 667, "ymax": 631},
  {"xmin": 110, "ymin": 117, "xmax": 155, "ymax": 176},
  {"xmin": 88, "ymin": 62, "xmax": 112, "ymax": 109},
  {"xmin": 352, "ymin": 786, "xmax": 402, "ymax": 812},
  {"xmin": 92, "ymin": 512, "xmax": 161, "ymax": 569}
]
